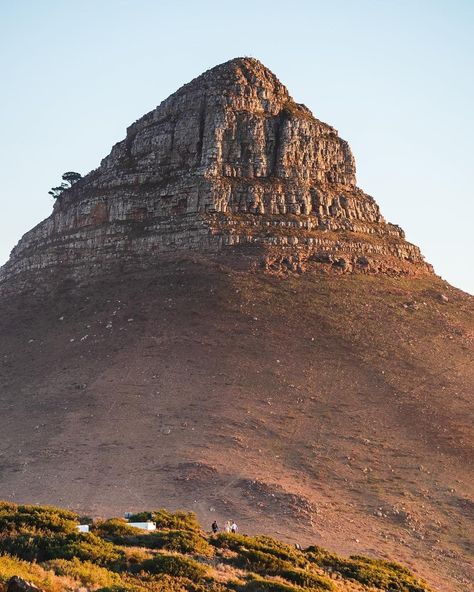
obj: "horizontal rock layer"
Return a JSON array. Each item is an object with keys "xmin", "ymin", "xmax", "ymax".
[{"xmin": 0, "ymin": 57, "xmax": 431, "ymax": 290}]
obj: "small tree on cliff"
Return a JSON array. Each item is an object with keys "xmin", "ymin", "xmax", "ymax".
[{"xmin": 48, "ymin": 171, "xmax": 82, "ymax": 198}]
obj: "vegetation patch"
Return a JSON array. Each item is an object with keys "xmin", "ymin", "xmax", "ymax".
[
  {"xmin": 0, "ymin": 502, "xmax": 433, "ymax": 592},
  {"xmin": 44, "ymin": 557, "xmax": 122, "ymax": 588},
  {"xmin": 306, "ymin": 547, "xmax": 430, "ymax": 591},
  {"xmin": 241, "ymin": 574, "xmax": 305, "ymax": 592},
  {"xmin": 211, "ymin": 535, "xmax": 304, "ymax": 566},
  {"xmin": 0, "ymin": 502, "xmax": 78, "ymax": 536},
  {"xmin": 141, "ymin": 554, "xmax": 210, "ymax": 582},
  {"xmin": 0, "ymin": 554, "xmax": 62, "ymax": 592},
  {"xmin": 127, "ymin": 510, "xmax": 201, "ymax": 533}
]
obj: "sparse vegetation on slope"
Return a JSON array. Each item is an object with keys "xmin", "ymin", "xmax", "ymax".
[{"xmin": 0, "ymin": 502, "xmax": 433, "ymax": 592}]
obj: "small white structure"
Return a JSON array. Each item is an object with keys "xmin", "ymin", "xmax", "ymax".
[
  {"xmin": 77, "ymin": 524, "xmax": 90, "ymax": 533},
  {"xmin": 128, "ymin": 521, "xmax": 156, "ymax": 531}
]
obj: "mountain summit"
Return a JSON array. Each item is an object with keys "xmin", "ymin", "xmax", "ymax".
[
  {"xmin": 0, "ymin": 59, "xmax": 472, "ymax": 592},
  {"xmin": 1, "ymin": 57, "xmax": 430, "ymax": 290}
]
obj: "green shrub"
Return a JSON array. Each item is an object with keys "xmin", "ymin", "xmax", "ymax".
[
  {"xmin": 211, "ymin": 534, "xmax": 304, "ymax": 566},
  {"xmin": 232, "ymin": 549, "xmax": 334, "ymax": 591},
  {"xmin": 61, "ymin": 533, "xmax": 124, "ymax": 567},
  {"xmin": 242, "ymin": 575, "xmax": 303, "ymax": 592},
  {"xmin": 149, "ymin": 531, "xmax": 213, "ymax": 556},
  {"xmin": 141, "ymin": 554, "xmax": 209, "ymax": 582},
  {"xmin": 95, "ymin": 519, "xmax": 145, "ymax": 538},
  {"xmin": 121, "ymin": 546, "xmax": 154, "ymax": 569},
  {"xmin": 210, "ymin": 532, "xmax": 249, "ymax": 551},
  {"xmin": 0, "ymin": 502, "xmax": 78, "ymax": 536},
  {"xmin": 99, "ymin": 572, "xmax": 204, "ymax": 592},
  {"xmin": 0, "ymin": 554, "xmax": 62, "ymax": 592},
  {"xmin": 0, "ymin": 533, "xmax": 61, "ymax": 562},
  {"xmin": 0, "ymin": 532, "xmax": 123, "ymax": 566},
  {"xmin": 98, "ymin": 529, "xmax": 212, "ymax": 557},
  {"xmin": 45, "ymin": 557, "xmax": 122, "ymax": 588},
  {"xmin": 236, "ymin": 548, "xmax": 288, "ymax": 573},
  {"xmin": 279, "ymin": 568, "xmax": 334, "ymax": 591},
  {"xmin": 305, "ymin": 551, "xmax": 431, "ymax": 592},
  {"xmin": 128, "ymin": 510, "xmax": 201, "ymax": 533}
]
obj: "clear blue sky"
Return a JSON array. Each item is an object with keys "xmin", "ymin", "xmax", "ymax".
[{"xmin": 1, "ymin": 0, "xmax": 473, "ymax": 293}]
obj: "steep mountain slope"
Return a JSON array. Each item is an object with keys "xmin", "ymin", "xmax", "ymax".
[
  {"xmin": 0, "ymin": 58, "xmax": 472, "ymax": 591},
  {"xmin": 0, "ymin": 261, "xmax": 472, "ymax": 590}
]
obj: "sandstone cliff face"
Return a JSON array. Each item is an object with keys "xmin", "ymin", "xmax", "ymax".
[{"xmin": 0, "ymin": 58, "xmax": 431, "ymax": 289}]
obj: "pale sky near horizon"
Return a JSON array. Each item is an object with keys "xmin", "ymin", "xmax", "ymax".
[{"xmin": 1, "ymin": 0, "xmax": 473, "ymax": 293}]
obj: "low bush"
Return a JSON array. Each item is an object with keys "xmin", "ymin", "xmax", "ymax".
[
  {"xmin": 121, "ymin": 546, "xmax": 154, "ymax": 570},
  {"xmin": 98, "ymin": 572, "xmax": 209, "ymax": 592},
  {"xmin": 95, "ymin": 519, "xmax": 146, "ymax": 538},
  {"xmin": 0, "ymin": 502, "xmax": 78, "ymax": 536},
  {"xmin": 141, "ymin": 554, "xmax": 209, "ymax": 582},
  {"xmin": 103, "ymin": 530, "xmax": 214, "ymax": 557},
  {"xmin": 211, "ymin": 535, "xmax": 304, "ymax": 567},
  {"xmin": 235, "ymin": 548, "xmax": 288, "ymax": 573},
  {"xmin": 232, "ymin": 549, "xmax": 334, "ymax": 591},
  {"xmin": 101, "ymin": 530, "xmax": 212, "ymax": 557},
  {"xmin": 306, "ymin": 550, "xmax": 431, "ymax": 592},
  {"xmin": 279, "ymin": 568, "xmax": 334, "ymax": 591},
  {"xmin": 242, "ymin": 575, "xmax": 303, "ymax": 592},
  {"xmin": 0, "ymin": 532, "xmax": 123, "ymax": 566},
  {"xmin": 210, "ymin": 533, "xmax": 249, "ymax": 551},
  {"xmin": 149, "ymin": 531, "xmax": 213, "ymax": 557},
  {"xmin": 45, "ymin": 557, "xmax": 122, "ymax": 588},
  {"xmin": 64, "ymin": 533, "xmax": 124, "ymax": 566},
  {"xmin": 0, "ymin": 554, "xmax": 63, "ymax": 592},
  {"xmin": 248, "ymin": 537, "xmax": 305, "ymax": 566},
  {"xmin": 127, "ymin": 510, "xmax": 201, "ymax": 533}
]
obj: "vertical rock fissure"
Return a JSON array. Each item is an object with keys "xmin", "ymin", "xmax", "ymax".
[
  {"xmin": 196, "ymin": 96, "xmax": 207, "ymax": 166},
  {"xmin": 271, "ymin": 112, "xmax": 284, "ymax": 178}
]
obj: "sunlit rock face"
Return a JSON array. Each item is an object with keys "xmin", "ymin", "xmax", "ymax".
[{"xmin": 0, "ymin": 57, "xmax": 431, "ymax": 290}]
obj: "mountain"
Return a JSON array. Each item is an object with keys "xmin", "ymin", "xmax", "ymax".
[
  {"xmin": 0, "ymin": 58, "xmax": 472, "ymax": 591},
  {"xmin": 0, "ymin": 57, "xmax": 430, "ymax": 286}
]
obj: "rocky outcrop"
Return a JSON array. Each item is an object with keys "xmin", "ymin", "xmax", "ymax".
[
  {"xmin": 7, "ymin": 578, "xmax": 44, "ymax": 592},
  {"xmin": 0, "ymin": 57, "xmax": 431, "ymax": 289}
]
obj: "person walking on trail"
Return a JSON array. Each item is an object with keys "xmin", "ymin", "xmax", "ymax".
[
  {"xmin": 231, "ymin": 520, "xmax": 238, "ymax": 533},
  {"xmin": 225, "ymin": 520, "xmax": 231, "ymax": 533},
  {"xmin": 211, "ymin": 520, "xmax": 218, "ymax": 534}
]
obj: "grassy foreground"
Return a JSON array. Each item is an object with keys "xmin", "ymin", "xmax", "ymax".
[{"xmin": 0, "ymin": 502, "xmax": 432, "ymax": 592}]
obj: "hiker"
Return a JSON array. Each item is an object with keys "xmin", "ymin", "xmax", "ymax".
[
  {"xmin": 211, "ymin": 520, "xmax": 218, "ymax": 533},
  {"xmin": 231, "ymin": 520, "xmax": 238, "ymax": 533},
  {"xmin": 225, "ymin": 520, "xmax": 231, "ymax": 533}
]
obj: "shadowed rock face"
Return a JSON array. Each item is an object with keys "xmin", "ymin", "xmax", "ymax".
[{"xmin": 0, "ymin": 57, "xmax": 431, "ymax": 289}]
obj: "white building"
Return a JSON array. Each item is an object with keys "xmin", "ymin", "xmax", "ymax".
[
  {"xmin": 76, "ymin": 524, "xmax": 90, "ymax": 533},
  {"xmin": 128, "ymin": 521, "xmax": 156, "ymax": 531}
]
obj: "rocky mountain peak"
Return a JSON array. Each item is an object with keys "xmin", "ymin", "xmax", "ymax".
[
  {"xmin": 0, "ymin": 58, "xmax": 432, "ymax": 292},
  {"xmin": 174, "ymin": 57, "xmax": 291, "ymax": 105}
]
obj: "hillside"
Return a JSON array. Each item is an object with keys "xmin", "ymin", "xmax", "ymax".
[
  {"xmin": 0, "ymin": 260, "xmax": 472, "ymax": 591},
  {"xmin": 0, "ymin": 501, "xmax": 435, "ymax": 592}
]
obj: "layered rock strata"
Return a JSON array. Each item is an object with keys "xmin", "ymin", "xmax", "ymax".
[{"xmin": 0, "ymin": 57, "xmax": 431, "ymax": 288}]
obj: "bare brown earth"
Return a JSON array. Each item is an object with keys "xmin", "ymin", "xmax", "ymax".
[{"xmin": 0, "ymin": 257, "xmax": 472, "ymax": 591}]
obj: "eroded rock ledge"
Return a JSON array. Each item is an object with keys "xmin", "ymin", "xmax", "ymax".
[{"xmin": 0, "ymin": 57, "xmax": 432, "ymax": 290}]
